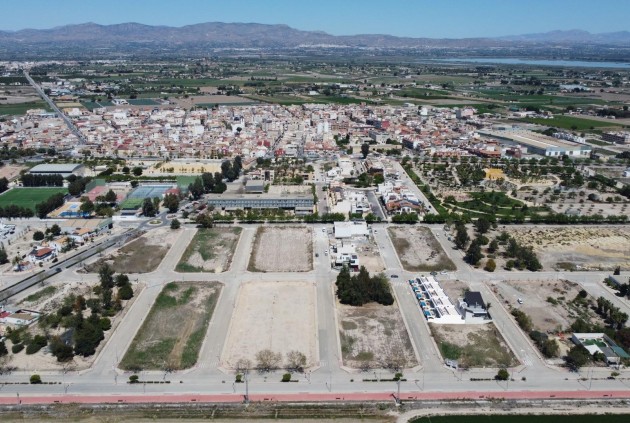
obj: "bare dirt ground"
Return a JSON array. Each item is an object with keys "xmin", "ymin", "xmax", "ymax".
[
  {"xmin": 338, "ymin": 301, "xmax": 418, "ymax": 370},
  {"xmin": 353, "ymin": 238, "xmax": 385, "ymax": 273},
  {"xmin": 0, "ymin": 164, "xmax": 27, "ymax": 180},
  {"xmin": 222, "ymin": 281, "xmax": 318, "ymax": 370},
  {"xmin": 173, "ymin": 95, "xmax": 257, "ymax": 108},
  {"xmin": 430, "ymin": 323, "xmax": 519, "ymax": 368},
  {"xmin": 120, "ymin": 282, "xmax": 221, "ymax": 371},
  {"xmin": 248, "ymin": 226, "xmax": 312, "ymax": 272},
  {"xmin": 176, "ymin": 227, "xmax": 242, "ymax": 273},
  {"xmin": 85, "ymin": 227, "xmax": 177, "ymax": 273},
  {"xmin": 509, "ymin": 226, "xmax": 630, "ymax": 271},
  {"xmin": 490, "ymin": 279, "xmax": 606, "ymax": 334},
  {"xmin": 440, "ymin": 279, "xmax": 470, "ymax": 305},
  {"xmin": 388, "ymin": 226, "xmax": 456, "ymax": 272},
  {"xmin": 2, "ymin": 280, "xmax": 143, "ymax": 371},
  {"xmin": 267, "ymin": 185, "xmax": 311, "ymax": 195}
]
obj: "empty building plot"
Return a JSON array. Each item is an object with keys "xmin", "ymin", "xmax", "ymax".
[
  {"xmin": 338, "ymin": 301, "xmax": 418, "ymax": 370},
  {"xmin": 388, "ymin": 226, "xmax": 456, "ymax": 272},
  {"xmin": 176, "ymin": 227, "xmax": 242, "ymax": 273},
  {"xmin": 248, "ymin": 226, "xmax": 313, "ymax": 272},
  {"xmin": 221, "ymin": 281, "xmax": 318, "ymax": 370}
]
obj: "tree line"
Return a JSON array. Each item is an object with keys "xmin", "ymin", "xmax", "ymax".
[
  {"xmin": 336, "ymin": 266, "xmax": 394, "ymax": 306},
  {"xmin": 21, "ymin": 173, "xmax": 64, "ymax": 187}
]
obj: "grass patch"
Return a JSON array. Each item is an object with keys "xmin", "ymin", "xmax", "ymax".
[
  {"xmin": 86, "ymin": 237, "xmax": 169, "ymax": 274},
  {"xmin": 430, "ymin": 323, "xmax": 518, "ymax": 368},
  {"xmin": 176, "ymin": 227, "xmax": 242, "ymax": 273},
  {"xmin": 20, "ymin": 286, "xmax": 57, "ymax": 304},
  {"xmin": 120, "ymin": 282, "xmax": 222, "ymax": 371},
  {"xmin": 0, "ymin": 101, "xmax": 51, "ymax": 116},
  {"xmin": 0, "ymin": 187, "xmax": 67, "ymax": 211}
]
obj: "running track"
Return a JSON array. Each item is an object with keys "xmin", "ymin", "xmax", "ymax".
[{"xmin": 1, "ymin": 390, "xmax": 629, "ymax": 405}]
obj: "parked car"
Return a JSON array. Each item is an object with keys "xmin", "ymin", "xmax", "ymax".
[
  {"xmin": 390, "ymin": 274, "xmax": 398, "ymax": 279},
  {"xmin": 517, "ymin": 298, "xmax": 524, "ymax": 304}
]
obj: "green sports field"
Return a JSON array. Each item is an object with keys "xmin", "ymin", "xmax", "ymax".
[{"xmin": 0, "ymin": 187, "xmax": 67, "ymax": 211}]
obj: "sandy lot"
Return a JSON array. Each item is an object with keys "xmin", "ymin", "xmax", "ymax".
[
  {"xmin": 430, "ymin": 323, "xmax": 519, "ymax": 368},
  {"xmin": 489, "ymin": 279, "xmax": 601, "ymax": 334},
  {"xmin": 510, "ymin": 226, "xmax": 630, "ymax": 271},
  {"xmin": 388, "ymin": 226, "xmax": 456, "ymax": 272},
  {"xmin": 145, "ymin": 161, "xmax": 222, "ymax": 175},
  {"xmin": 440, "ymin": 279, "xmax": 471, "ymax": 305},
  {"xmin": 248, "ymin": 226, "xmax": 312, "ymax": 272},
  {"xmin": 338, "ymin": 302, "xmax": 418, "ymax": 370},
  {"xmin": 356, "ymin": 239, "xmax": 385, "ymax": 273},
  {"xmin": 222, "ymin": 281, "xmax": 318, "ymax": 369},
  {"xmin": 176, "ymin": 227, "xmax": 242, "ymax": 273},
  {"xmin": 85, "ymin": 227, "xmax": 177, "ymax": 273},
  {"xmin": 120, "ymin": 282, "xmax": 221, "ymax": 370},
  {"xmin": 0, "ymin": 164, "xmax": 27, "ymax": 180}
]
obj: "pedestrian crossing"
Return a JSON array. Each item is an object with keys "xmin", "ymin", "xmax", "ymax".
[{"xmin": 198, "ymin": 360, "xmax": 220, "ymax": 369}]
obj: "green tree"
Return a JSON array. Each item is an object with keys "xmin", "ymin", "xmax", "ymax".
[
  {"xmin": 49, "ymin": 224, "xmax": 61, "ymax": 236},
  {"xmin": 0, "ymin": 340, "xmax": 8, "ymax": 357},
  {"xmin": 132, "ymin": 167, "xmax": 143, "ymax": 176},
  {"xmin": 163, "ymin": 193, "xmax": 180, "ymax": 213},
  {"xmin": 122, "ymin": 166, "xmax": 130, "ymax": 174},
  {"xmin": 464, "ymin": 241, "xmax": 483, "ymax": 265},
  {"xmin": 118, "ymin": 283, "xmax": 134, "ymax": 300},
  {"xmin": 80, "ymin": 199, "xmax": 95, "ymax": 214},
  {"xmin": 98, "ymin": 264, "xmax": 115, "ymax": 289},
  {"xmin": 141, "ymin": 198, "xmax": 156, "ymax": 217},
  {"xmin": 30, "ymin": 374, "xmax": 42, "ymax": 384},
  {"xmin": 170, "ymin": 218, "xmax": 181, "ymax": 230},
  {"xmin": 454, "ymin": 224, "xmax": 470, "ymax": 250},
  {"xmin": 474, "ymin": 217, "xmax": 491, "ymax": 234},
  {"xmin": 484, "ymin": 258, "xmax": 496, "ymax": 272},
  {"xmin": 361, "ymin": 143, "xmax": 370, "ymax": 159},
  {"xmin": 565, "ymin": 345, "xmax": 591, "ymax": 370},
  {"xmin": 0, "ymin": 248, "xmax": 8, "ymax": 265},
  {"xmin": 104, "ymin": 189, "xmax": 117, "ymax": 203},
  {"xmin": 33, "ymin": 231, "xmax": 45, "ymax": 241},
  {"xmin": 114, "ymin": 274, "xmax": 130, "ymax": 287},
  {"xmin": 495, "ymin": 368, "xmax": 509, "ymax": 381}
]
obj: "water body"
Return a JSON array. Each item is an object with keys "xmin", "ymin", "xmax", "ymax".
[
  {"xmin": 431, "ymin": 58, "xmax": 630, "ymax": 69},
  {"xmin": 410, "ymin": 415, "xmax": 630, "ymax": 423}
]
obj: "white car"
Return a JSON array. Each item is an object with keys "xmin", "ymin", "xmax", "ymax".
[{"xmin": 517, "ymin": 298, "xmax": 524, "ymax": 304}]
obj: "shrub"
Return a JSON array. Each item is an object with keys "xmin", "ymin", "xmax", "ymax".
[
  {"xmin": 129, "ymin": 375, "xmax": 139, "ymax": 384},
  {"xmin": 25, "ymin": 335, "xmax": 47, "ymax": 355},
  {"xmin": 495, "ymin": 368, "xmax": 509, "ymax": 381},
  {"xmin": 484, "ymin": 258, "xmax": 496, "ymax": 272},
  {"xmin": 170, "ymin": 218, "xmax": 181, "ymax": 230},
  {"xmin": 0, "ymin": 341, "xmax": 8, "ymax": 357},
  {"xmin": 281, "ymin": 373, "xmax": 291, "ymax": 382},
  {"xmin": 12, "ymin": 343, "xmax": 25, "ymax": 354},
  {"xmin": 30, "ymin": 374, "xmax": 42, "ymax": 384},
  {"xmin": 33, "ymin": 231, "xmax": 45, "ymax": 241}
]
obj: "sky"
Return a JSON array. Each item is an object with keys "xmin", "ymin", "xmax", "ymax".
[{"xmin": 1, "ymin": 0, "xmax": 628, "ymax": 38}]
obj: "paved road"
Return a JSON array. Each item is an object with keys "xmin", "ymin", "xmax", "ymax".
[{"xmin": 1, "ymin": 222, "xmax": 628, "ymax": 402}]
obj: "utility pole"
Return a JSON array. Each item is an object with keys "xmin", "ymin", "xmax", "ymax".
[
  {"xmin": 244, "ymin": 369, "xmax": 249, "ymax": 404},
  {"xmin": 395, "ymin": 379, "xmax": 401, "ymax": 405}
]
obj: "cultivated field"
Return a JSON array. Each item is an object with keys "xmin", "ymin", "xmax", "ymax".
[
  {"xmin": 176, "ymin": 227, "xmax": 242, "ymax": 273},
  {"xmin": 85, "ymin": 227, "xmax": 176, "ymax": 273},
  {"xmin": 510, "ymin": 226, "xmax": 630, "ymax": 271},
  {"xmin": 248, "ymin": 226, "xmax": 313, "ymax": 272},
  {"xmin": 338, "ymin": 301, "xmax": 418, "ymax": 370},
  {"xmin": 0, "ymin": 187, "xmax": 67, "ymax": 211},
  {"xmin": 430, "ymin": 323, "xmax": 519, "ymax": 368},
  {"xmin": 222, "ymin": 281, "xmax": 318, "ymax": 369},
  {"xmin": 388, "ymin": 226, "xmax": 456, "ymax": 272},
  {"xmin": 120, "ymin": 281, "xmax": 222, "ymax": 370}
]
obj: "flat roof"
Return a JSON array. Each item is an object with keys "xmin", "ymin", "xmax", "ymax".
[
  {"xmin": 481, "ymin": 129, "xmax": 591, "ymax": 151},
  {"xmin": 29, "ymin": 163, "xmax": 84, "ymax": 173}
]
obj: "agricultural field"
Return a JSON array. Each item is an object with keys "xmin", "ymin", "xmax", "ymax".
[
  {"xmin": 338, "ymin": 301, "xmax": 418, "ymax": 370},
  {"xmin": 120, "ymin": 282, "xmax": 221, "ymax": 370},
  {"xmin": 176, "ymin": 227, "xmax": 242, "ymax": 273},
  {"xmin": 0, "ymin": 187, "xmax": 67, "ymax": 211},
  {"xmin": 0, "ymin": 101, "xmax": 50, "ymax": 116},
  {"xmin": 388, "ymin": 226, "xmax": 456, "ymax": 272},
  {"xmin": 85, "ymin": 227, "xmax": 176, "ymax": 273},
  {"xmin": 248, "ymin": 226, "xmax": 313, "ymax": 272},
  {"xmin": 509, "ymin": 226, "xmax": 630, "ymax": 271},
  {"xmin": 521, "ymin": 115, "xmax": 622, "ymax": 130},
  {"xmin": 221, "ymin": 281, "xmax": 318, "ymax": 370},
  {"xmin": 430, "ymin": 323, "xmax": 519, "ymax": 368}
]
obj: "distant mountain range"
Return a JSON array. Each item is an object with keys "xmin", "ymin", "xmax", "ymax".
[
  {"xmin": 0, "ymin": 22, "xmax": 630, "ymax": 59},
  {"xmin": 1, "ymin": 22, "xmax": 629, "ymax": 48}
]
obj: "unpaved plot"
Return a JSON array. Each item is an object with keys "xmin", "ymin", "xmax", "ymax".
[
  {"xmin": 440, "ymin": 279, "xmax": 470, "ymax": 305},
  {"xmin": 388, "ymin": 226, "xmax": 456, "ymax": 272},
  {"xmin": 338, "ymin": 302, "xmax": 418, "ymax": 370},
  {"xmin": 489, "ymin": 279, "xmax": 602, "ymax": 334},
  {"xmin": 248, "ymin": 226, "xmax": 312, "ymax": 272},
  {"xmin": 510, "ymin": 226, "xmax": 630, "ymax": 271},
  {"xmin": 222, "ymin": 281, "xmax": 318, "ymax": 369},
  {"xmin": 356, "ymin": 239, "xmax": 385, "ymax": 273},
  {"xmin": 120, "ymin": 282, "xmax": 221, "ymax": 371},
  {"xmin": 430, "ymin": 323, "xmax": 518, "ymax": 368},
  {"xmin": 85, "ymin": 228, "xmax": 176, "ymax": 273},
  {"xmin": 176, "ymin": 227, "xmax": 242, "ymax": 273},
  {"xmin": 3, "ymin": 279, "xmax": 142, "ymax": 371}
]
